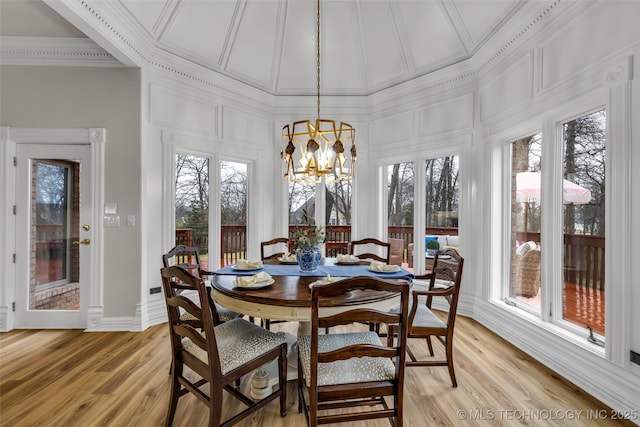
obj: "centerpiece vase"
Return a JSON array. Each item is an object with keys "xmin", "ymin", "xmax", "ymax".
[{"xmin": 296, "ymin": 245, "xmax": 321, "ymax": 273}]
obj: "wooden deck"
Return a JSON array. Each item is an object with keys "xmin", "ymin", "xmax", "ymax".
[{"xmin": 516, "ymin": 282, "xmax": 605, "ymax": 336}]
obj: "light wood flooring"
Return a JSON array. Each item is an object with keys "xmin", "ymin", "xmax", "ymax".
[{"xmin": 0, "ymin": 316, "xmax": 632, "ymax": 427}]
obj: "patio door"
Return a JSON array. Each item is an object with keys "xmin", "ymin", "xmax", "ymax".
[{"xmin": 14, "ymin": 144, "xmax": 93, "ymax": 328}]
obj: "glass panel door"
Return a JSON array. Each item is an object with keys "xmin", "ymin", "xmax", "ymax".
[
  {"xmin": 31, "ymin": 160, "xmax": 78, "ymax": 309},
  {"xmin": 15, "ymin": 143, "xmax": 92, "ymax": 328}
]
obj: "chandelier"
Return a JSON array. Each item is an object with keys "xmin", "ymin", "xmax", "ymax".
[{"xmin": 281, "ymin": 0, "xmax": 356, "ymax": 184}]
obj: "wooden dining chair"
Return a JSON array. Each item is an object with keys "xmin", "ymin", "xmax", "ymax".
[
  {"xmin": 348, "ymin": 238, "xmax": 391, "ymax": 263},
  {"xmin": 260, "ymin": 237, "xmax": 291, "ymax": 261},
  {"xmin": 160, "ymin": 266, "xmax": 288, "ymax": 427},
  {"xmin": 389, "ymin": 248, "xmax": 464, "ymax": 387},
  {"xmin": 163, "ymin": 245, "xmax": 242, "ymax": 325},
  {"xmin": 297, "ymin": 276, "xmax": 410, "ymax": 427}
]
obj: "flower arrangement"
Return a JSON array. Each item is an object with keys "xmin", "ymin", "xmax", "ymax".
[{"xmin": 291, "ymin": 210, "xmax": 326, "ymax": 248}]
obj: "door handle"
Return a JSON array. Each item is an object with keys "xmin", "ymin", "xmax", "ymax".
[{"xmin": 73, "ymin": 238, "xmax": 91, "ymax": 245}]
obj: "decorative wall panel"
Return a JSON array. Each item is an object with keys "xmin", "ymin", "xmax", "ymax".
[
  {"xmin": 419, "ymin": 94, "xmax": 473, "ymax": 137},
  {"xmin": 221, "ymin": 106, "xmax": 271, "ymax": 146},
  {"xmin": 479, "ymin": 53, "xmax": 532, "ymax": 122},
  {"xmin": 150, "ymin": 85, "xmax": 218, "ymax": 136},
  {"xmin": 371, "ymin": 111, "xmax": 413, "ymax": 146},
  {"xmin": 541, "ymin": 2, "xmax": 640, "ymax": 90}
]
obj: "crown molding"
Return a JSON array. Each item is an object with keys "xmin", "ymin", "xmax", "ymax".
[{"xmin": 0, "ymin": 36, "xmax": 121, "ymax": 67}]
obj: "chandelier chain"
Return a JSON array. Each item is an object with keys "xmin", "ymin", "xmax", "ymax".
[
  {"xmin": 316, "ymin": 0, "xmax": 320, "ymax": 121},
  {"xmin": 281, "ymin": 0, "xmax": 355, "ymax": 183}
]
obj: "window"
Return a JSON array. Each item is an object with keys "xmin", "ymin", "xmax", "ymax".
[
  {"xmin": 510, "ymin": 133, "xmax": 542, "ymax": 310},
  {"xmin": 220, "ymin": 161, "xmax": 247, "ymax": 266},
  {"xmin": 425, "ymin": 156, "xmax": 460, "ymax": 240},
  {"xmin": 561, "ymin": 110, "xmax": 606, "ymax": 338},
  {"xmin": 387, "ymin": 162, "xmax": 414, "ymax": 267},
  {"xmin": 174, "ymin": 153, "xmax": 210, "ymax": 265},
  {"xmin": 288, "ymin": 181, "xmax": 315, "ymax": 226},
  {"xmin": 324, "ymin": 180, "xmax": 352, "ymax": 256},
  {"xmin": 505, "ymin": 109, "xmax": 606, "ymax": 341}
]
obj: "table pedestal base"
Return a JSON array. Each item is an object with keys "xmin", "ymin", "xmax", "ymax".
[{"xmin": 249, "ymin": 332, "xmax": 297, "ymax": 398}]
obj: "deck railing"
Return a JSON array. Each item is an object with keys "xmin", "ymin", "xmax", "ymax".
[
  {"xmin": 515, "ymin": 231, "xmax": 605, "ymax": 290},
  {"xmin": 182, "ymin": 226, "xmax": 604, "ymax": 290}
]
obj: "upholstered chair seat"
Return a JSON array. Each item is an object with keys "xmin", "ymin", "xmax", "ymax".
[
  {"xmin": 297, "ymin": 331, "xmax": 396, "ymax": 387},
  {"xmin": 182, "ymin": 318, "xmax": 286, "ymax": 375}
]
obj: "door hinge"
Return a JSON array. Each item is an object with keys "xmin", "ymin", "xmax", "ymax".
[
  {"xmin": 12, "ymin": 302, "xmax": 15, "ymax": 312},
  {"xmin": 13, "ymin": 253, "xmax": 16, "ymax": 263},
  {"xmin": 13, "ymin": 156, "xmax": 17, "ymax": 166},
  {"xmin": 13, "ymin": 205, "xmax": 16, "ymax": 215}
]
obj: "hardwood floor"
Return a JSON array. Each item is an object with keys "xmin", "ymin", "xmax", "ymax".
[{"xmin": 0, "ymin": 316, "xmax": 632, "ymax": 427}]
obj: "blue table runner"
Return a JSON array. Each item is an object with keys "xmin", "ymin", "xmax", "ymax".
[{"xmin": 215, "ymin": 263, "xmax": 414, "ymax": 280}]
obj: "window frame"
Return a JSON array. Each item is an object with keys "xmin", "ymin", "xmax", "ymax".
[{"xmin": 494, "ymin": 99, "xmax": 612, "ymax": 353}]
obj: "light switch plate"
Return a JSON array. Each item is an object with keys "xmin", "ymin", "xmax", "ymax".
[
  {"xmin": 104, "ymin": 202, "xmax": 118, "ymax": 214},
  {"xmin": 104, "ymin": 215, "xmax": 120, "ymax": 227}
]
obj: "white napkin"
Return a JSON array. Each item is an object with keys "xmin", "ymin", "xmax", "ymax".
[
  {"xmin": 235, "ymin": 259, "xmax": 264, "ymax": 269},
  {"xmin": 336, "ymin": 254, "xmax": 359, "ymax": 262},
  {"xmin": 309, "ymin": 275, "xmax": 342, "ymax": 288},
  {"xmin": 234, "ymin": 271, "xmax": 272, "ymax": 287},
  {"xmin": 369, "ymin": 261, "xmax": 400, "ymax": 272},
  {"xmin": 281, "ymin": 252, "xmax": 297, "ymax": 262}
]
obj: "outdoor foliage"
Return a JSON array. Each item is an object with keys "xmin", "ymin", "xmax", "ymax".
[{"xmin": 387, "ymin": 158, "xmax": 459, "ymax": 228}]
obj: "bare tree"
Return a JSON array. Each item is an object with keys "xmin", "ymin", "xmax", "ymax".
[
  {"xmin": 426, "ymin": 157, "xmax": 459, "ymax": 227},
  {"xmin": 325, "ymin": 181, "xmax": 352, "ymax": 225},
  {"xmin": 175, "ymin": 153, "xmax": 210, "ymax": 250},
  {"xmin": 387, "ymin": 163, "xmax": 414, "ymax": 226},
  {"xmin": 563, "ymin": 110, "xmax": 605, "ymax": 235},
  {"xmin": 220, "ymin": 161, "xmax": 247, "ymax": 225}
]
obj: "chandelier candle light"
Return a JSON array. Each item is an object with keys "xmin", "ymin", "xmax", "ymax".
[{"xmin": 281, "ymin": 0, "xmax": 356, "ymax": 183}]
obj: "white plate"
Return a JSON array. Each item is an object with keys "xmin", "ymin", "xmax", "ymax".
[
  {"xmin": 335, "ymin": 260, "xmax": 360, "ymax": 265},
  {"xmin": 234, "ymin": 278, "xmax": 274, "ymax": 289},
  {"xmin": 277, "ymin": 257, "xmax": 298, "ymax": 264},
  {"xmin": 231, "ymin": 264, "xmax": 263, "ymax": 271},
  {"xmin": 426, "ymin": 254, "xmax": 452, "ymax": 260},
  {"xmin": 367, "ymin": 266, "xmax": 401, "ymax": 274}
]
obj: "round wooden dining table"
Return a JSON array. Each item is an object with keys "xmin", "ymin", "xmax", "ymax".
[
  {"xmin": 211, "ymin": 258, "xmax": 413, "ymax": 389},
  {"xmin": 211, "ymin": 258, "xmax": 410, "ymax": 324}
]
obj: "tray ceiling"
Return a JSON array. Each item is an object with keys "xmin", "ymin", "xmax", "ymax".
[
  {"xmin": 118, "ymin": 0, "xmax": 524, "ymax": 95},
  {"xmin": 2, "ymin": 0, "xmax": 528, "ymax": 96}
]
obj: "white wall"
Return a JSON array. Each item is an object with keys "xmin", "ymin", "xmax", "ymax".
[
  {"xmin": 472, "ymin": 1, "xmax": 640, "ymax": 416},
  {"xmin": 0, "ymin": 66, "xmax": 142, "ymax": 322}
]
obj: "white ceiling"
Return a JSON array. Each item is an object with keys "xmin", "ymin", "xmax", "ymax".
[
  {"xmin": 1, "ymin": 0, "xmax": 528, "ymax": 96},
  {"xmin": 119, "ymin": 0, "xmax": 524, "ymax": 95}
]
